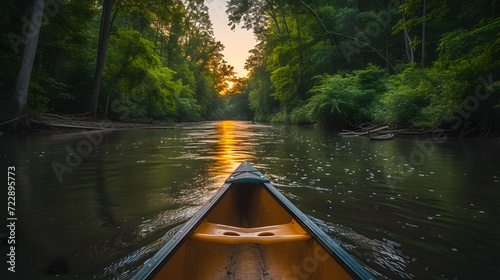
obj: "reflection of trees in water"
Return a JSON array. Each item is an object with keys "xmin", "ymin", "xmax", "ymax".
[
  {"xmin": 3, "ymin": 135, "xmax": 70, "ymax": 276},
  {"xmin": 94, "ymin": 165, "xmax": 121, "ymax": 229}
]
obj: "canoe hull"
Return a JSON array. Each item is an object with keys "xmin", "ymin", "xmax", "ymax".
[
  {"xmin": 132, "ymin": 162, "xmax": 374, "ymax": 280},
  {"xmin": 152, "ymin": 183, "xmax": 353, "ymax": 279},
  {"xmin": 155, "ymin": 231, "xmax": 352, "ymax": 279}
]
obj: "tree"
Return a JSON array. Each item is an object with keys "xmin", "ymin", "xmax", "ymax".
[
  {"xmin": 421, "ymin": 0, "xmax": 426, "ymax": 67},
  {"xmin": 89, "ymin": 0, "xmax": 115, "ymax": 118},
  {"xmin": 11, "ymin": 0, "xmax": 45, "ymax": 126},
  {"xmin": 0, "ymin": 0, "xmax": 237, "ymax": 124},
  {"xmin": 393, "ymin": 0, "xmax": 448, "ymax": 65}
]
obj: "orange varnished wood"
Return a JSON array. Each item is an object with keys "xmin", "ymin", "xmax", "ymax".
[{"xmin": 191, "ymin": 219, "xmax": 310, "ymax": 244}]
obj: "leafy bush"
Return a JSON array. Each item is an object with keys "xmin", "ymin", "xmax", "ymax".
[
  {"xmin": 375, "ymin": 65, "xmax": 433, "ymax": 126},
  {"xmin": 290, "ymin": 103, "xmax": 310, "ymax": 125},
  {"xmin": 354, "ymin": 64, "xmax": 387, "ymax": 94},
  {"xmin": 304, "ymin": 67, "xmax": 389, "ymax": 127},
  {"xmin": 27, "ymin": 74, "xmax": 74, "ymax": 117},
  {"xmin": 270, "ymin": 64, "xmax": 298, "ymax": 110}
]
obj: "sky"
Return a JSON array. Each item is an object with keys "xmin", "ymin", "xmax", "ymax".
[{"xmin": 206, "ymin": 0, "xmax": 257, "ymax": 78}]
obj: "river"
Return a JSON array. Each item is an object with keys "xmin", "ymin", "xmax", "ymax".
[{"xmin": 1, "ymin": 121, "xmax": 499, "ymax": 279}]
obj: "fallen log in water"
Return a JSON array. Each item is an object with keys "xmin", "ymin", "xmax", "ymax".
[
  {"xmin": 30, "ymin": 120, "xmax": 109, "ymax": 130},
  {"xmin": 339, "ymin": 125, "xmax": 391, "ymax": 137}
]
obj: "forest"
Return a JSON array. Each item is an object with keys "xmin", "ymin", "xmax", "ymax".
[
  {"xmin": 1, "ymin": 0, "xmax": 237, "ymax": 125},
  {"xmin": 1, "ymin": 0, "xmax": 500, "ymax": 135}
]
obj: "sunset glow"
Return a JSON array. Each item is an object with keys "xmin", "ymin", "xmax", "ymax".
[{"xmin": 206, "ymin": 0, "xmax": 256, "ymax": 78}]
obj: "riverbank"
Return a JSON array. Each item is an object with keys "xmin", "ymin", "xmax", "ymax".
[
  {"xmin": 1, "ymin": 113, "xmax": 177, "ymax": 133},
  {"xmin": 2, "ymin": 114, "xmax": 498, "ymax": 142}
]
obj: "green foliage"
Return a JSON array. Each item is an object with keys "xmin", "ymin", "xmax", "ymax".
[
  {"xmin": 3, "ymin": 0, "xmax": 499, "ymax": 132},
  {"xmin": 270, "ymin": 65, "xmax": 297, "ymax": 107},
  {"xmin": 393, "ymin": 0, "xmax": 448, "ymax": 34},
  {"xmin": 27, "ymin": 73, "xmax": 74, "ymax": 117},
  {"xmin": 218, "ymin": 77, "xmax": 253, "ymax": 120},
  {"xmin": 374, "ymin": 65, "xmax": 432, "ymax": 126},
  {"xmin": 430, "ymin": 17, "xmax": 500, "ymax": 126},
  {"xmin": 220, "ymin": 95, "xmax": 253, "ymax": 121},
  {"xmin": 248, "ymin": 63, "xmax": 277, "ymax": 122},
  {"xmin": 290, "ymin": 103, "xmax": 310, "ymax": 125},
  {"xmin": 1, "ymin": 0, "xmax": 234, "ymax": 122},
  {"xmin": 175, "ymin": 85, "xmax": 201, "ymax": 122},
  {"xmin": 354, "ymin": 64, "xmax": 387, "ymax": 93},
  {"xmin": 375, "ymin": 17, "xmax": 500, "ymax": 128},
  {"xmin": 26, "ymin": 86, "xmax": 50, "ymax": 118},
  {"xmin": 102, "ymin": 29, "xmax": 186, "ymax": 121},
  {"xmin": 227, "ymin": 0, "xmax": 499, "ymax": 133},
  {"xmin": 305, "ymin": 74, "xmax": 375, "ymax": 127}
]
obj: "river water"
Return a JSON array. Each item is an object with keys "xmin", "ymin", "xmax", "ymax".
[{"xmin": 1, "ymin": 121, "xmax": 499, "ymax": 279}]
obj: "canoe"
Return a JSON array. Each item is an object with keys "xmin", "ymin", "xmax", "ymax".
[
  {"xmin": 131, "ymin": 162, "xmax": 375, "ymax": 280},
  {"xmin": 369, "ymin": 133, "xmax": 394, "ymax": 141}
]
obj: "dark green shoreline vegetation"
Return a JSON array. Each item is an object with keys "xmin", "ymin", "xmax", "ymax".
[
  {"xmin": 1, "ymin": 0, "xmax": 237, "ymax": 128},
  {"xmin": 234, "ymin": 0, "xmax": 500, "ymax": 137},
  {"xmin": 1, "ymin": 1, "xmax": 499, "ymax": 137}
]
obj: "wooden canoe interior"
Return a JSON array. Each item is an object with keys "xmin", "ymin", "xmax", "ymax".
[{"xmin": 152, "ymin": 183, "xmax": 354, "ymax": 280}]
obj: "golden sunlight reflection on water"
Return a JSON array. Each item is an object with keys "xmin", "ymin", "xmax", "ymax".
[
  {"xmin": 210, "ymin": 120, "xmax": 256, "ymax": 184},
  {"xmin": 8, "ymin": 121, "xmax": 499, "ymax": 279}
]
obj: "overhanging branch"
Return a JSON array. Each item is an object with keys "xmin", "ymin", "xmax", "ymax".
[{"xmin": 300, "ymin": 0, "xmax": 394, "ymax": 71}]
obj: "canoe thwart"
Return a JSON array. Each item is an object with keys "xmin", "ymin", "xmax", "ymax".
[{"xmin": 191, "ymin": 219, "xmax": 310, "ymax": 244}]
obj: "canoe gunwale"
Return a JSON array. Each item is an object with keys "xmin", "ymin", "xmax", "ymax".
[
  {"xmin": 261, "ymin": 182, "xmax": 375, "ymax": 280},
  {"xmin": 131, "ymin": 182, "xmax": 234, "ymax": 280}
]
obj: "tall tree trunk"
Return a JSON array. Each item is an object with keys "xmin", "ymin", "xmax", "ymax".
[
  {"xmin": 385, "ymin": 7, "xmax": 390, "ymax": 74},
  {"xmin": 89, "ymin": 0, "xmax": 115, "ymax": 119},
  {"xmin": 160, "ymin": 23, "xmax": 163, "ymax": 58},
  {"xmin": 12, "ymin": 0, "xmax": 45, "ymax": 121},
  {"xmin": 167, "ymin": 34, "xmax": 172, "ymax": 68},
  {"xmin": 402, "ymin": 13, "xmax": 414, "ymax": 63},
  {"xmin": 267, "ymin": 6, "xmax": 281, "ymax": 34},
  {"xmin": 294, "ymin": 2, "xmax": 307, "ymax": 100},
  {"xmin": 282, "ymin": 14, "xmax": 290, "ymax": 36},
  {"xmin": 154, "ymin": 25, "xmax": 159, "ymax": 48},
  {"xmin": 421, "ymin": 0, "xmax": 427, "ymax": 68}
]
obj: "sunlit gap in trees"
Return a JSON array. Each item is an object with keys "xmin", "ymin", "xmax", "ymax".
[{"xmin": 219, "ymin": 81, "xmax": 235, "ymax": 96}]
